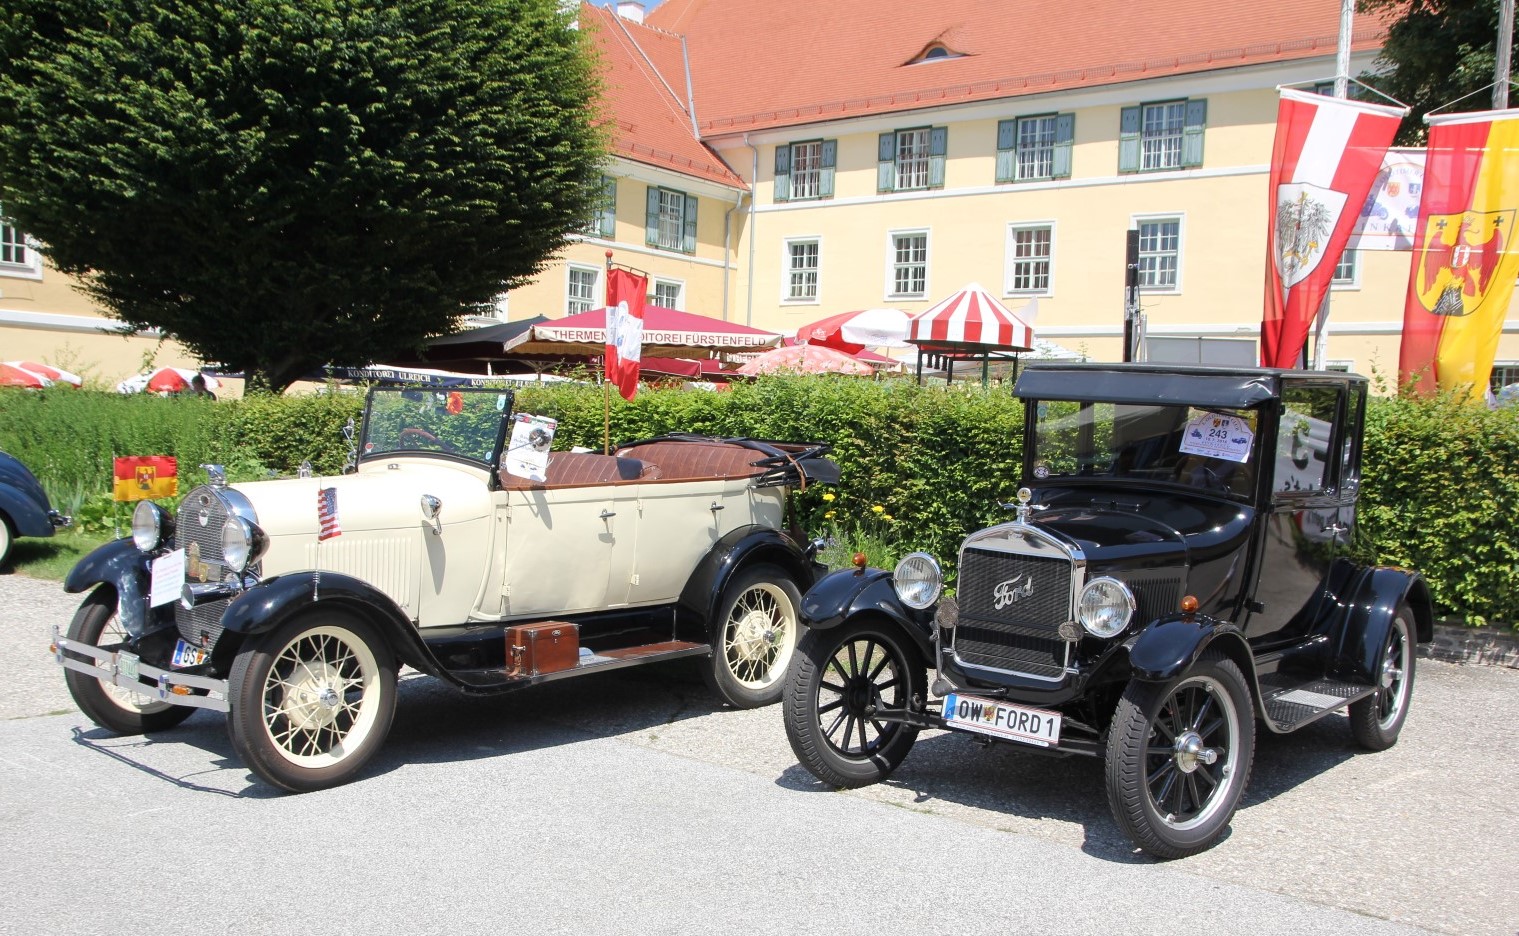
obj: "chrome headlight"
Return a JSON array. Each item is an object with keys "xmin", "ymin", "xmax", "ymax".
[
  {"xmin": 893, "ymin": 552, "xmax": 943, "ymax": 610},
  {"xmin": 1077, "ymin": 577, "xmax": 1136, "ymax": 638},
  {"xmin": 131, "ymin": 501, "xmax": 173, "ymax": 552},
  {"xmin": 221, "ymin": 516, "xmax": 269, "ymax": 574}
]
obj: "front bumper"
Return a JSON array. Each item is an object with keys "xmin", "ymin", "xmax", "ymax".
[{"xmin": 52, "ymin": 626, "xmax": 230, "ymax": 713}]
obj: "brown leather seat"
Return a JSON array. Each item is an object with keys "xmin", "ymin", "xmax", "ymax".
[
  {"xmin": 499, "ymin": 451, "xmax": 656, "ymax": 490},
  {"xmin": 614, "ymin": 441, "xmax": 764, "ymax": 482}
]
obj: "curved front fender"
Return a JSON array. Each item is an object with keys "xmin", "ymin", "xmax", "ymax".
[
  {"xmin": 799, "ymin": 567, "xmax": 935, "ymax": 664},
  {"xmin": 676, "ymin": 525, "xmax": 815, "ymax": 637},
  {"xmin": 0, "ymin": 484, "xmax": 55, "ymax": 537},
  {"xmin": 1127, "ymin": 613, "xmax": 1250, "ymax": 683},
  {"xmin": 62, "ymin": 538, "xmax": 164, "ymax": 638}
]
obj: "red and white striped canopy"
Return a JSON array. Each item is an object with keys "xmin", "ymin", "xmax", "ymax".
[{"xmin": 907, "ymin": 282, "xmax": 1035, "ymax": 351}]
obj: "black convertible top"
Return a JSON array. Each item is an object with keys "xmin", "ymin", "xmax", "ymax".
[{"xmin": 1013, "ymin": 362, "xmax": 1365, "ymax": 409}]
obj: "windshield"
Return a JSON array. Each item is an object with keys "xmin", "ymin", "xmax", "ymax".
[
  {"xmin": 360, "ymin": 387, "xmax": 515, "ymax": 466},
  {"xmin": 1029, "ymin": 400, "xmax": 1259, "ymax": 498}
]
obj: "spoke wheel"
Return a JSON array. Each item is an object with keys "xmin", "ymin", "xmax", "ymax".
[
  {"xmin": 784, "ymin": 618, "xmax": 925, "ymax": 788},
  {"xmin": 228, "ymin": 612, "xmax": 395, "ymax": 793},
  {"xmin": 1106, "ymin": 651, "xmax": 1254, "ymax": 859},
  {"xmin": 704, "ymin": 564, "xmax": 802, "ymax": 709},
  {"xmin": 1349, "ymin": 603, "xmax": 1416, "ymax": 751},
  {"xmin": 63, "ymin": 585, "xmax": 195, "ymax": 734}
]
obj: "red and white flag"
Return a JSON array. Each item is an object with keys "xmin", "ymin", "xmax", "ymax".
[
  {"xmin": 1261, "ymin": 88, "xmax": 1404, "ymax": 368},
  {"xmin": 317, "ymin": 486, "xmax": 342, "ymax": 540},
  {"xmin": 604, "ymin": 267, "xmax": 647, "ymax": 401}
]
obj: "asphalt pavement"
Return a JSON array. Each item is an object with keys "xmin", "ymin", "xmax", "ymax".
[{"xmin": 2, "ymin": 573, "xmax": 1515, "ymax": 936}]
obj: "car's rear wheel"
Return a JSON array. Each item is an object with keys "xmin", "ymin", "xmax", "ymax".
[
  {"xmin": 227, "ymin": 611, "xmax": 396, "ymax": 793},
  {"xmin": 1106, "ymin": 651, "xmax": 1255, "ymax": 859},
  {"xmin": 63, "ymin": 585, "xmax": 196, "ymax": 734},
  {"xmin": 704, "ymin": 564, "xmax": 802, "ymax": 708},
  {"xmin": 783, "ymin": 618, "xmax": 925, "ymax": 788},
  {"xmin": 1349, "ymin": 604, "xmax": 1415, "ymax": 751},
  {"xmin": 0, "ymin": 514, "xmax": 13, "ymax": 569}
]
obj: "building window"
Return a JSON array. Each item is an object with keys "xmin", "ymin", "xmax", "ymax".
[
  {"xmin": 878, "ymin": 127, "xmax": 947, "ymax": 193},
  {"xmin": 1135, "ymin": 217, "xmax": 1181, "ymax": 290},
  {"xmin": 566, "ymin": 265, "xmax": 599, "ymax": 314},
  {"xmin": 652, "ymin": 279, "xmax": 683, "ymax": 309},
  {"xmin": 775, "ymin": 140, "xmax": 836, "ymax": 202},
  {"xmin": 1119, "ymin": 99, "xmax": 1207, "ymax": 173},
  {"xmin": 889, "ymin": 231, "xmax": 928, "ymax": 298},
  {"xmin": 584, "ymin": 175, "xmax": 616, "ymax": 238},
  {"xmin": 1006, "ymin": 224, "xmax": 1053, "ymax": 294},
  {"xmin": 1, "ymin": 220, "xmax": 26, "ymax": 268},
  {"xmin": 1492, "ymin": 362, "xmax": 1519, "ymax": 397},
  {"xmin": 645, "ymin": 186, "xmax": 697, "ymax": 253},
  {"xmin": 1332, "ymin": 249, "xmax": 1359, "ymax": 288},
  {"xmin": 785, "ymin": 239, "xmax": 820, "ymax": 302}
]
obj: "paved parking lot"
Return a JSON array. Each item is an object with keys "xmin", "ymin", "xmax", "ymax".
[{"xmin": 3, "ymin": 573, "xmax": 1515, "ymax": 935}]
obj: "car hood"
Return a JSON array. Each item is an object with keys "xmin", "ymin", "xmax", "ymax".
[
  {"xmin": 232, "ymin": 463, "xmax": 493, "ymax": 536},
  {"xmin": 1030, "ymin": 488, "xmax": 1252, "ymax": 567}
]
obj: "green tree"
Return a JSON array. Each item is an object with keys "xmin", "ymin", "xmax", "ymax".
[
  {"xmin": 1360, "ymin": 0, "xmax": 1511, "ymax": 144},
  {"xmin": 0, "ymin": 0, "xmax": 608, "ymax": 392}
]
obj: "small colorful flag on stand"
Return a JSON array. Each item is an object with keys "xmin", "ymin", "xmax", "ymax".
[
  {"xmin": 317, "ymin": 487, "xmax": 342, "ymax": 540},
  {"xmin": 112, "ymin": 456, "xmax": 178, "ymax": 501}
]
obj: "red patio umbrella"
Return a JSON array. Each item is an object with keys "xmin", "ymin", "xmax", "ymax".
[
  {"xmin": 908, "ymin": 282, "xmax": 1035, "ymax": 352},
  {"xmin": 794, "ymin": 308, "xmax": 912, "ymax": 354},
  {"xmin": 0, "ymin": 363, "xmax": 51, "ymax": 388},
  {"xmin": 736, "ymin": 343, "xmax": 875, "ymax": 376},
  {"xmin": 117, "ymin": 367, "xmax": 221, "ymax": 394},
  {"xmin": 4, "ymin": 361, "xmax": 81, "ymax": 387}
]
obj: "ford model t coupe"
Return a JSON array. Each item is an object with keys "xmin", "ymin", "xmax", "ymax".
[
  {"xmin": 784, "ymin": 363, "xmax": 1431, "ymax": 858},
  {"xmin": 54, "ymin": 387, "xmax": 836, "ymax": 792}
]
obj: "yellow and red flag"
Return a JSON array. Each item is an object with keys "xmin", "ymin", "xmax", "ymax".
[
  {"xmin": 113, "ymin": 456, "xmax": 178, "ymax": 501},
  {"xmin": 1399, "ymin": 110, "xmax": 1519, "ymax": 399}
]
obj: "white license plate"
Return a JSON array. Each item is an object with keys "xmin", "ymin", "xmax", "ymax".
[
  {"xmin": 943, "ymin": 692, "xmax": 1062, "ymax": 748},
  {"xmin": 117, "ymin": 651, "xmax": 140, "ymax": 681},
  {"xmin": 171, "ymin": 640, "xmax": 208, "ymax": 668}
]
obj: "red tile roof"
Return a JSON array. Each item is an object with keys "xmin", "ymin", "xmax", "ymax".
[
  {"xmin": 579, "ymin": 4, "xmax": 746, "ymax": 188},
  {"xmin": 645, "ymin": 0, "xmax": 1395, "ymax": 135}
]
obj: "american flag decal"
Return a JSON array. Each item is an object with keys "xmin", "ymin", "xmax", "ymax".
[{"xmin": 317, "ymin": 487, "xmax": 342, "ymax": 540}]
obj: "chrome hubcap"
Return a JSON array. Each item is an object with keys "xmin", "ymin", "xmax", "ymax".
[{"xmin": 1173, "ymin": 731, "xmax": 1220, "ymax": 774}]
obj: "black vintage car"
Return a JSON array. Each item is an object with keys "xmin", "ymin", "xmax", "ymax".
[{"xmin": 783, "ymin": 363, "xmax": 1431, "ymax": 858}]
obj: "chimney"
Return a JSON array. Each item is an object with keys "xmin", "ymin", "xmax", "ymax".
[{"xmin": 616, "ymin": 1, "xmax": 645, "ymax": 22}]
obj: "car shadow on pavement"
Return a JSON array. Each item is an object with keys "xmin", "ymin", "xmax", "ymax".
[{"xmin": 68, "ymin": 722, "xmax": 287, "ymax": 799}]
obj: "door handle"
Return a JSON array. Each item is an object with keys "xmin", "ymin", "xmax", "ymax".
[
  {"xmin": 709, "ymin": 501, "xmax": 725, "ymax": 512},
  {"xmin": 599, "ymin": 509, "xmax": 616, "ymax": 520}
]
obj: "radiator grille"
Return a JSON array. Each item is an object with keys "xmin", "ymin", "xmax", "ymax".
[
  {"xmin": 952, "ymin": 547, "xmax": 1072, "ymax": 677},
  {"xmin": 173, "ymin": 486, "xmax": 258, "ymax": 651}
]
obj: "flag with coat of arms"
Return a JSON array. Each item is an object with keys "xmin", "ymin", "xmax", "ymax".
[{"xmin": 112, "ymin": 456, "xmax": 178, "ymax": 501}]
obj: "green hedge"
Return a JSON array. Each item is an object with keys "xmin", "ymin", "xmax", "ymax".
[{"xmin": 2, "ymin": 379, "xmax": 1515, "ymax": 625}]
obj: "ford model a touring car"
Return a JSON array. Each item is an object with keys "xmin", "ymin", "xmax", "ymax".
[
  {"xmin": 54, "ymin": 387, "xmax": 837, "ymax": 792},
  {"xmin": 783, "ymin": 364, "xmax": 1431, "ymax": 858}
]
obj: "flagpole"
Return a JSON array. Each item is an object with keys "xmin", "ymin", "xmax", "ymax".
[
  {"xmin": 603, "ymin": 250, "xmax": 613, "ymax": 455},
  {"xmin": 1307, "ymin": 0, "xmax": 1356, "ymax": 370},
  {"xmin": 1497, "ymin": 0, "xmax": 1514, "ymax": 109}
]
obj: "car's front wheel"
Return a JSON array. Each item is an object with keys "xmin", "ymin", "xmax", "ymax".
[
  {"xmin": 227, "ymin": 611, "xmax": 396, "ymax": 793},
  {"xmin": 704, "ymin": 564, "xmax": 803, "ymax": 708},
  {"xmin": 783, "ymin": 618, "xmax": 925, "ymax": 788},
  {"xmin": 63, "ymin": 585, "xmax": 197, "ymax": 734},
  {"xmin": 1105, "ymin": 651, "xmax": 1255, "ymax": 859},
  {"xmin": 1348, "ymin": 603, "xmax": 1415, "ymax": 751}
]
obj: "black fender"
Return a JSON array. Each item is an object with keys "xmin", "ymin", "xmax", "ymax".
[
  {"xmin": 1331, "ymin": 566, "xmax": 1433, "ymax": 685},
  {"xmin": 214, "ymin": 571, "xmax": 438, "ymax": 676},
  {"xmin": 795, "ymin": 566, "xmax": 936, "ymax": 666},
  {"xmin": 675, "ymin": 524, "xmax": 819, "ymax": 639},
  {"xmin": 62, "ymin": 538, "xmax": 169, "ymax": 638},
  {"xmin": 1126, "ymin": 612, "xmax": 1253, "ymax": 684},
  {"xmin": 0, "ymin": 483, "xmax": 55, "ymax": 537}
]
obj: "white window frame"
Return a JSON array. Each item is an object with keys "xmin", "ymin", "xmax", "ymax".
[
  {"xmin": 1005, "ymin": 222, "xmax": 1055, "ymax": 296},
  {"xmin": 886, "ymin": 229, "xmax": 930, "ymax": 300},
  {"xmin": 651, "ymin": 278, "xmax": 684, "ymax": 310},
  {"xmin": 1141, "ymin": 101, "xmax": 1187, "ymax": 172},
  {"xmin": 0, "ymin": 215, "xmax": 42, "ymax": 280},
  {"xmin": 1331, "ymin": 249, "xmax": 1360, "ymax": 289},
  {"xmin": 894, "ymin": 129, "xmax": 932, "ymax": 192},
  {"xmin": 1491, "ymin": 361, "xmax": 1519, "ymax": 396},
  {"xmin": 655, "ymin": 189, "xmax": 685, "ymax": 252},
  {"xmin": 790, "ymin": 141, "xmax": 823, "ymax": 201},
  {"xmin": 1015, "ymin": 115, "xmax": 1058, "ymax": 181},
  {"xmin": 783, "ymin": 237, "xmax": 821, "ymax": 305},
  {"xmin": 1132, "ymin": 214, "xmax": 1183, "ymax": 293},
  {"xmin": 566, "ymin": 264, "xmax": 601, "ymax": 315}
]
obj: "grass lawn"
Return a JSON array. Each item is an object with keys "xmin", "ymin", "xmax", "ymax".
[{"xmin": 3, "ymin": 528, "xmax": 116, "ymax": 582}]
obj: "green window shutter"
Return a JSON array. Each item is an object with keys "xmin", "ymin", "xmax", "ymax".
[
  {"xmin": 774, "ymin": 145, "xmax": 791, "ymax": 203},
  {"xmin": 928, "ymin": 126, "xmax": 948, "ymax": 189},
  {"xmin": 599, "ymin": 176, "xmax": 616, "ymax": 237},
  {"xmin": 995, "ymin": 119, "xmax": 1017, "ymax": 183},
  {"xmin": 819, "ymin": 140, "xmax": 836, "ymax": 198},
  {"xmin": 645, "ymin": 187, "xmax": 661, "ymax": 247},
  {"xmin": 1052, "ymin": 114, "xmax": 1075, "ymax": 179},
  {"xmin": 878, "ymin": 132, "xmax": 895, "ymax": 192},
  {"xmin": 1118, "ymin": 106, "xmax": 1141, "ymax": 174},
  {"xmin": 1182, "ymin": 99, "xmax": 1207, "ymax": 168},
  {"xmin": 682, "ymin": 194, "xmax": 698, "ymax": 253}
]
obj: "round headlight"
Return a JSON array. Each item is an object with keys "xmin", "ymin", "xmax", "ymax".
[
  {"xmin": 131, "ymin": 501, "xmax": 172, "ymax": 552},
  {"xmin": 1077, "ymin": 577, "xmax": 1136, "ymax": 638},
  {"xmin": 221, "ymin": 516, "xmax": 268, "ymax": 574},
  {"xmin": 893, "ymin": 552, "xmax": 943, "ymax": 610}
]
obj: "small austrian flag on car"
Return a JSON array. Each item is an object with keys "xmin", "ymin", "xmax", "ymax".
[{"xmin": 317, "ymin": 487, "xmax": 342, "ymax": 540}]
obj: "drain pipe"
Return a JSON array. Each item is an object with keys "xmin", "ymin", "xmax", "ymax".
[
  {"xmin": 744, "ymin": 133, "xmax": 758, "ymax": 327},
  {"xmin": 723, "ymin": 190, "xmax": 744, "ymax": 322}
]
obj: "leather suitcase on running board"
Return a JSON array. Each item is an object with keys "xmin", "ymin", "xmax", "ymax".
[{"xmin": 506, "ymin": 622, "xmax": 579, "ymax": 678}]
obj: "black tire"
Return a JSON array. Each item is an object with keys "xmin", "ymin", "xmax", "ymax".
[
  {"xmin": 1105, "ymin": 651, "xmax": 1255, "ymax": 859},
  {"xmin": 227, "ymin": 610, "xmax": 397, "ymax": 793},
  {"xmin": 1349, "ymin": 603, "xmax": 1415, "ymax": 751},
  {"xmin": 703, "ymin": 563, "xmax": 803, "ymax": 708},
  {"xmin": 783, "ymin": 617, "xmax": 926, "ymax": 788},
  {"xmin": 62, "ymin": 585, "xmax": 196, "ymax": 735}
]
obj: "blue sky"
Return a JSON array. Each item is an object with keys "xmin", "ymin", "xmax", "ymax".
[{"xmin": 590, "ymin": 0, "xmax": 665, "ymax": 10}]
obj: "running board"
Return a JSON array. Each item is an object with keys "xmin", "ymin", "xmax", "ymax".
[
  {"xmin": 1258, "ymin": 673, "xmax": 1374, "ymax": 733},
  {"xmin": 447, "ymin": 640, "xmax": 710, "ymax": 692}
]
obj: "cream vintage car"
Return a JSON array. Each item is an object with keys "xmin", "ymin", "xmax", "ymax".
[{"xmin": 54, "ymin": 386, "xmax": 836, "ymax": 792}]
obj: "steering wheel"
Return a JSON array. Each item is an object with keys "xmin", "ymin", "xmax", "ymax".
[{"xmin": 399, "ymin": 427, "xmax": 455, "ymax": 452}]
